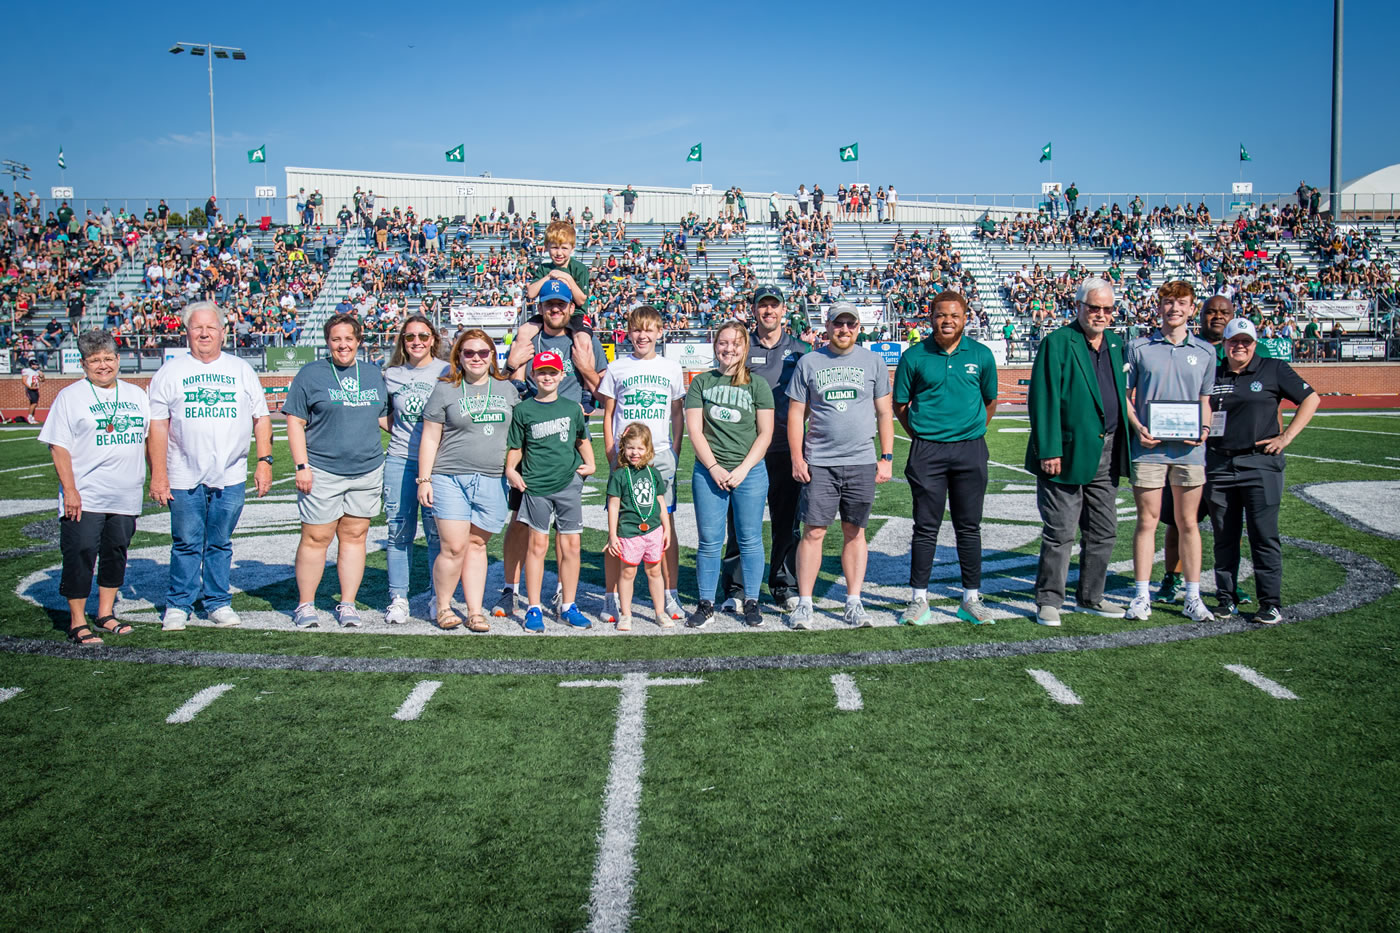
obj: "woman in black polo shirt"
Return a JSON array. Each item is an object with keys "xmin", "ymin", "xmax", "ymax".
[{"xmin": 1206, "ymin": 319, "xmax": 1319, "ymax": 623}]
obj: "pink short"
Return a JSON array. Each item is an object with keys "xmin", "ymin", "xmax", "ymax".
[{"xmin": 618, "ymin": 526, "xmax": 664, "ymax": 566}]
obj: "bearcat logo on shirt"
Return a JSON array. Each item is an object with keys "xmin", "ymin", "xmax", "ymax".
[
  {"xmin": 340, "ymin": 375, "xmax": 360, "ymax": 392},
  {"xmin": 185, "ymin": 387, "xmax": 237, "ymax": 406},
  {"xmin": 624, "ymin": 389, "xmax": 668, "ymax": 409}
]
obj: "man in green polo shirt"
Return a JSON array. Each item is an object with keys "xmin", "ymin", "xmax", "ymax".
[{"xmin": 892, "ymin": 290, "xmax": 999, "ymax": 625}]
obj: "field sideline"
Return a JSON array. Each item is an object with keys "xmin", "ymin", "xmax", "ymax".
[{"xmin": 1, "ymin": 413, "xmax": 1397, "ymax": 930}]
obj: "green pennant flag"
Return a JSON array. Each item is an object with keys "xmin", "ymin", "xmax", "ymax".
[
  {"xmin": 839, "ymin": 143, "xmax": 859, "ymax": 162},
  {"xmin": 445, "ymin": 144, "xmax": 465, "ymax": 163},
  {"xmin": 1239, "ymin": 143, "xmax": 1252, "ymax": 162},
  {"xmin": 57, "ymin": 146, "xmax": 65, "ymax": 170},
  {"xmin": 687, "ymin": 143, "xmax": 702, "ymax": 162},
  {"xmin": 1039, "ymin": 142, "xmax": 1052, "ymax": 163},
  {"xmin": 247, "ymin": 145, "xmax": 265, "ymax": 164}
]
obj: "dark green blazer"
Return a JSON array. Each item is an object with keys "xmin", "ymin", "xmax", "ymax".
[{"xmin": 1023, "ymin": 319, "xmax": 1131, "ymax": 485}]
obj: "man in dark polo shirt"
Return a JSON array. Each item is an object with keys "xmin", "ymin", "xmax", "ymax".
[
  {"xmin": 892, "ymin": 290, "xmax": 999, "ymax": 625},
  {"xmin": 718, "ymin": 285, "xmax": 810, "ymax": 612}
]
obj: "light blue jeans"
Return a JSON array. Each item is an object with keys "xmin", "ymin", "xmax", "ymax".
[
  {"xmin": 383, "ymin": 455, "xmax": 440, "ymax": 600},
  {"xmin": 168, "ymin": 482, "xmax": 246, "ymax": 613},
  {"xmin": 691, "ymin": 460, "xmax": 768, "ymax": 603}
]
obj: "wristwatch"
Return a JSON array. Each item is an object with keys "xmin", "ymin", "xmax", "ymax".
[
  {"xmin": 295, "ymin": 463, "xmax": 312, "ymax": 471},
  {"xmin": 258, "ymin": 455, "xmax": 274, "ymax": 465},
  {"xmin": 880, "ymin": 453, "xmax": 894, "ymax": 462}
]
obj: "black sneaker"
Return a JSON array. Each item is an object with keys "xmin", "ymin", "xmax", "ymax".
[
  {"xmin": 1255, "ymin": 606, "xmax": 1283, "ymax": 625},
  {"xmin": 1213, "ymin": 599, "xmax": 1238, "ymax": 619},
  {"xmin": 685, "ymin": 600, "xmax": 714, "ymax": 629},
  {"xmin": 743, "ymin": 599, "xmax": 763, "ymax": 627}
]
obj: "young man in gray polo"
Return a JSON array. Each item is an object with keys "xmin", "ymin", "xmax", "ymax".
[
  {"xmin": 786, "ymin": 302, "xmax": 894, "ymax": 628},
  {"xmin": 1124, "ymin": 281, "xmax": 1215, "ymax": 623}
]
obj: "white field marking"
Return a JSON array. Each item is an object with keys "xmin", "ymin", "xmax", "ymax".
[
  {"xmin": 989, "ymin": 459, "xmax": 1034, "ymax": 476},
  {"xmin": 1026, "ymin": 669, "xmax": 1083, "ymax": 705},
  {"xmin": 0, "ymin": 461, "xmax": 58, "ymax": 475},
  {"xmin": 165, "ymin": 683, "xmax": 235, "ymax": 723},
  {"xmin": 392, "ymin": 680, "xmax": 443, "ymax": 721},
  {"xmin": 1287, "ymin": 425, "xmax": 1400, "ymax": 436},
  {"xmin": 830, "ymin": 673, "xmax": 863, "ymax": 711},
  {"xmin": 561, "ymin": 674, "xmax": 703, "ymax": 933},
  {"xmin": 0, "ymin": 434, "xmax": 43, "ymax": 443},
  {"xmin": 1224, "ymin": 665, "xmax": 1299, "ymax": 700},
  {"xmin": 997, "ymin": 427, "xmax": 1031, "ymax": 433},
  {"xmin": 0, "ymin": 687, "xmax": 23, "ymax": 704},
  {"xmin": 1285, "ymin": 454, "xmax": 1400, "ymax": 472}
]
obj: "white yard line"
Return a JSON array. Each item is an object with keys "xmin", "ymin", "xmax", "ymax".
[
  {"xmin": 562, "ymin": 674, "xmax": 703, "ymax": 933},
  {"xmin": 392, "ymin": 680, "xmax": 442, "ymax": 721},
  {"xmin": 165, "ymin": 683, "xmax": 235, "ymax": 723},
  {"xmin": 0, "ymin": 687, "xmax": 23, "ymax": 704},
  {"xmin": 830, "ymin": 673, "xmax": 863, "ymax": 711},
  {"xmin": 1284, "ymin": 454, "xmax": 1400, "ymax": 472},
  {"xmin": 1292, "ymin": 425, "xmax": 1400, "ymax": 436},
  {"xmin": 1026, "ymin": 669, "xmax": 1082, "ymax": 705},
  {"xmin": 1224, "ymin": 664, "xmax": 1299, "ymax": 700}
]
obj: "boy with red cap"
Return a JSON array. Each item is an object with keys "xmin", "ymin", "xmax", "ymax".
[{"xmin": 504, "ymin": 350, "xmax": 596, "ymax": 632}]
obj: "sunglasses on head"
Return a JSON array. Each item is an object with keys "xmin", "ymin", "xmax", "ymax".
[{"xmin": 459, "ymin": 348, "xmax": 492, "ymax": 360}]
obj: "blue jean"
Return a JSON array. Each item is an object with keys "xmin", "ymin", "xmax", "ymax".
[
  {"xmin": 691, "ymin": 460, "xmax": 768, "ymax": 603},
  {"xmin": 383, "ymin": 455, "xmax": 439, "ymax": 599},
  {"xmin": 168, "ymin": 482, "xmax": 246, "ymax": 612}
]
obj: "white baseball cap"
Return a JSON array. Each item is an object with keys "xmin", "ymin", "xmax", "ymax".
[{"xmin": 1223, "ymin": 318, "xmax": 1257, "ymax": 342}]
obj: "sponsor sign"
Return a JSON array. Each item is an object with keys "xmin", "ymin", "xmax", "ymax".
[
  {"xmin": 868, "ymin": 341, "xmax": 905, "ymax": 365},
  {"xmin": 255, "ymin": 186, "xmax": 278, "ymax": 199},
  {"xmin": 61, "ymin": 347, "xmax": 84, "ymax": 374},
  {"xmin": 449, "ymin": 305, "xmax": 517, "ymax": 328},
  {"xmin": 1232, "ymin": 182, "xmax": 1254, "ymax": 195},
  {"xmin": 691, "ymin": 184, "xmax": 713, "ymax": 196},
  {"xmin": 266, "ymin": 345, "xmax": 316, "ymax": 372},
  {"xmin": 1307, "ymin": 299, "xmax": 1370, "ymax": 321},
  {"xmin": 50, "ymin": 186, "xmax": 74, "ymax": 199},
  {"xmin": 1340, "ymin": 341, "xmax": 1386, "ymax": 361},
  {"xmin": 1040, "ymin": 182, "xmax": 1061, "ymax": 195},
  {"xmin": 820, "ymin": 304, "xmax": 883, "ymax": 326},
  {"xmin": 665, "ymin": 341, "xmax": 715, "ymax": 370},
  {"xmin": 455, "ymin": 185, "xmax": 477, "ymax": 197},
  {"xmin": 1258, "ymin": 337, "xmax": 1293, "ymax": 361},
  {"xmin": 0, "ymin": 353, "xmax": 10, "ymax": 374}
]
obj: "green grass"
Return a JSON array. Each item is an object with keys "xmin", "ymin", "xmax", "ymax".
[{"xmin": 1, "ymin": 413, "xmax": 1398, "ymax": 929}]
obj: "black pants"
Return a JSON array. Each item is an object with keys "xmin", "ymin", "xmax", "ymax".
[
  {"xmin": 59, "ymin": 511, "xmax": 137, "ymax": 600},
  {"xmin": 1206, "ymin": 457, "xmax": 1285, "ymax": 609},
  {"xmin": 906, "ymin": 437, "xmax": 989, "ymax": 589},
  {"xmin": 720, "ymin": 447, "xmax": 801, "ymax": 600}
]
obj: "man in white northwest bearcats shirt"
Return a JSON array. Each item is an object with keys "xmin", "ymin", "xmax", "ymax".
[{"xmin": 147, "ymin": 301, "xmax": 273, "ymax": 631}]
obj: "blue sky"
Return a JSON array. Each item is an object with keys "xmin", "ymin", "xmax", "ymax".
[{"xmin": 7, "ymin": 0, "xmax": 1399, "ymax": 204}]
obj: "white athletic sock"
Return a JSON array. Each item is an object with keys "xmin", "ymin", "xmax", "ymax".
[
  {"xmin": 503, "ymin": 583, "xmax": 516, "ymax": 594},
  {"xmin": 799, "ymin": 595, "xmax": 814, "ymax": 609},
  {"xmin": 912, "ymin": 587, "xmax": 927, "ymax": 602},
  {"xmin": 846, "ymin": 594, "xmax": 862, "ymax": 607},
  {"xmin": 1135, "ymin": 580, "xmax": 1151, "ymax": 599},
  {"xmin": 1184, "ymin": 582, "xmax": 1201, "ymax": 601},
  {"xmin": 963, "ymin": 588, "xmax": 980, "ymax": 603},
  {"xmin": 528, "ymin": 604, "xmax": 541, "ymax": 612},
  {"xmin": 563, "ymin": 601, "xmax": 576, "ymax": 612}
]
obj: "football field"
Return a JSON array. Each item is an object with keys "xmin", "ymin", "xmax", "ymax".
[{"xmin": 1, "ymin": 413, "xmax": 1397, "ymax": 930}]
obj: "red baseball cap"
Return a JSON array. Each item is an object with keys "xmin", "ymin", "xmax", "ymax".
[{"xmin": 533, "ymin": 350, "xmax": 564, "ymax": 372}]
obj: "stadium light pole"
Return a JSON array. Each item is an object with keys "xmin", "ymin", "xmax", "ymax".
[
  {"xmin": 168, "ymin": 41, "xmax": 247, "ymax": 200},
  {"xmin": 1329, "ymin": 0, "xmax": 1342, "ymax": 218}
]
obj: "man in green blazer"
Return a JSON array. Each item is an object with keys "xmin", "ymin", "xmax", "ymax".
[{"xmin": 1024, "ymin": 277, "xmax": 1131, "ymax": 626}]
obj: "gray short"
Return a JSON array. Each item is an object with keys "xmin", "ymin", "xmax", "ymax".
[
  {"xmin": 298, "ymin": 464, "xmax": 384, "ymax": 525},
  {"xmin": 800, "ymin": 463, "xmax": 875, "ymax": 528},
  {"xmin": 519, "ymin": 474, "xmax": 585, "ymax": 535}
]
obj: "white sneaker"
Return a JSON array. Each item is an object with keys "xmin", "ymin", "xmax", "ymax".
[
  {"xmin": 1125, "ymin": 595, "xmax": 1152, "ymax": 621},
  {"xmin": 843, "ymin": 601, "xmax": 873, "ymax": 628},
  {"xmin": 603, "ymin": 593, "xmax": 620, "ymax": 624},
  {"xmin": 665, "ymin": 594, "xmax": 685, "ymax": 621},
  {"xmin": 208, "ymin": 606, "xmax": 242, "ymax": 628},
  {"xmin": 1183, "ymin": 597, "xmax": 1214, "ymax": 623},
  {"xmin": 720, "ymin": 597, "xmax": 740, "ymax": 613},
  {"xmin": 789, "ymin": 603, "xmax": 814, "ymax": 630},
  {"xmin": 384, "ymin": 596, "xmax": 410, "ymax": 625},
  {"xmin": 162, "ymin": 607, "xmax": 188, "ymax": 632}
]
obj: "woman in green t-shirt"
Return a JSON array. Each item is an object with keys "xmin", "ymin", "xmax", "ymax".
[{"xmin": 683, "ymin": 322, "xmax": 774, "ymax": 627}]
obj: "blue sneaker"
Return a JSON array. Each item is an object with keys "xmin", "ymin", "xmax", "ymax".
[
  {"xmin": 523, "ymin": 607, "xmax": 545, "ymax": 633},
  {"xmin": 560, "ymin": 604, "xmax": 592, "ymax": 629}
]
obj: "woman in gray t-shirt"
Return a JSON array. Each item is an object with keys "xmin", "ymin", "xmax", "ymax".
[
  {"xmin": 417, "ymin": 328, "xmax": 519, "ymax": 631},
  {"xmin": 381, "ymin": 314, "xmax": 449, "ymax": 625}
]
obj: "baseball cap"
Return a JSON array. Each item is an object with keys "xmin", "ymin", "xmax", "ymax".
[
  {"xmin": 1223, "ymin": 318, "xmax": 1258, "ymax": 342},
  {"xmin": 827, "ymin": 301, "xmax": 861, "ymax": 324},
  {"xmin": 751, "ymin": 285, "xmax": 784, "ymax": 306},
  {"xmin": 533, "ymin": 350, "xmax": 564, "ymax": 372},
  {"xmin": 538, "ymin": 279, "xmax": 572, "ymax": 305}
]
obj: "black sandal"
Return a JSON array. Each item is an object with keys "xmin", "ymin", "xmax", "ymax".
[
  {"xmin": 93, "ymin": 615, "xmax": 133, "ymax": 635},
  {"xmin": 68, "ymin": 626, "xmax": 103, "ymax": 647}
]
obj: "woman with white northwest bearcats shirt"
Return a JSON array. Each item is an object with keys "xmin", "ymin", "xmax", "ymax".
[
  {"xmin": 380, "ymin": 314, "xmax": 448, "ymax": 625},
  {"xmin": 147, "ymin": 302, "xmax": 273, "ymax": 632},
  {"xmin": 38, "ymin": 329, "xmax": 151, "ymax": 647}
]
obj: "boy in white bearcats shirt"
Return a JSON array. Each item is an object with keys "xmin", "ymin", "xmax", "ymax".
[
  {"xmin": 147, "ymin": 302, "xmax": 273, "ymax": 631},
  {"xmin": 594, "ymin": 305, "xmax": 686, "ymax": 624}
]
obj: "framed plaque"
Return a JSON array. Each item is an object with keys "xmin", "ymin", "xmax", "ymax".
[{"xmin": 1148, "ymin": 401, "xmax": 1202, "ymax": 440}]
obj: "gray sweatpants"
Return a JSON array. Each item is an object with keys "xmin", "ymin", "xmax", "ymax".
[{"xmin": 1034, "ymin": 431, "xmax": 1120, "ymax": 609}]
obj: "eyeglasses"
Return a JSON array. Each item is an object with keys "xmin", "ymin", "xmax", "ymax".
[
  {"xmin": 1082, "ymin": 304, "xmax": 1115, "ymax": 314},
  {"xmin": 404, "ymin": 332, "xmax": 433, "ymax": 342},
  {"xmin": 459, "ymin": 348, "xmax": 492, "ymax": 360}
]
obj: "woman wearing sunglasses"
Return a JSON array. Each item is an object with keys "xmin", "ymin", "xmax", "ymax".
[
  {"xmin": 381, "ymin": 314, "xmax": 448, "ymax": 624},
  {"xmin": 416, "ymin": 329, "xmax": 519, "ymax": 631}
]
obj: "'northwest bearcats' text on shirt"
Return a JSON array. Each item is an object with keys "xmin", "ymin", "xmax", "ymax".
[
  {"xmin": 39, "ymin": 379, "xmax": 151, "ymax": 516},
  {"xmin": 148, "ymin": 351, "xmax": 270, "ymax": 489}
]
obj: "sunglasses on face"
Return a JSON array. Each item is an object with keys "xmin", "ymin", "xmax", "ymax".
[
  {"xmin": 404, "ymin": 332, "xmax": 433, "ymax": 342},
  {"xmin": 459, "ymin": 348, "xmax": 492, "ymax": 360}
]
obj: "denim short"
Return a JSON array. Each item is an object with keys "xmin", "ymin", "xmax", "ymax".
[{"xmin": 430, "ymin": 472, "xmax": 510, "ymax": 533}]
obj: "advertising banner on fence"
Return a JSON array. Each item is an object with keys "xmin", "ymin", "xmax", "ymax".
[
  {"xmin": 868, "ymin": 341, "xmax": 906, "ymax": 366},
  {"xmin": 665, "ymin": 341, "xmax": 715, "ymax": 370},
  {"xmin": 1307, "ymin": 299, "xmax": 1370, "ymax": 322},
  {"xmin": 266, "ymin": 345, "xmax": 316, "ymax": 372},
  {"xmin": 1259, "ymin": 337, "xmax": 1293, "ymax": 361},
  {"xmin": 450, "ymin": 305, "xmax": 518, "ymax": 328},
  {"xmin": 816, "ymin": 304, "xmax": 884, "ymax": 326},
  {"xmin": 1341, "ymin": 341, "xmax": 1387, "ymax": 361},
  {"xmin": 61, "ymin": 348, "xmax": 84, "ymax": 374}
]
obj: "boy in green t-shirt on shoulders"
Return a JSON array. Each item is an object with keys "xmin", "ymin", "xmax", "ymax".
[
  {"xmin": 505, "ymin": 350, "xmax": 596, "ymax": 633},
  {"xmin": 518, "ymin": 220, "xmax": 594, "ymax": 342}
]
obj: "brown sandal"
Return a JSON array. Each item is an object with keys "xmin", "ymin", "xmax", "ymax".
[
  {"xmin": 436, "ymin": 607, "xmax": 463, "ymax": 630},
  {"xmin": 68, "ymin": 625, "xmax": 103, "ymax": 647},
  {"xmin": 466, "ymin": 613, "xmax": 490, "ymax": 633}
]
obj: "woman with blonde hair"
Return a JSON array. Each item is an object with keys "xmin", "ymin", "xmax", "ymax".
[{"xmin": 416, "ymin": 329, "xmax": 519, "ymax": 631}]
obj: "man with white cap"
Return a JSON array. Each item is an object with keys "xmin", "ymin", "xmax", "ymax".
[{"xmin": 786, "ymin": 301, "xmax": 894, "ymax": 628}]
